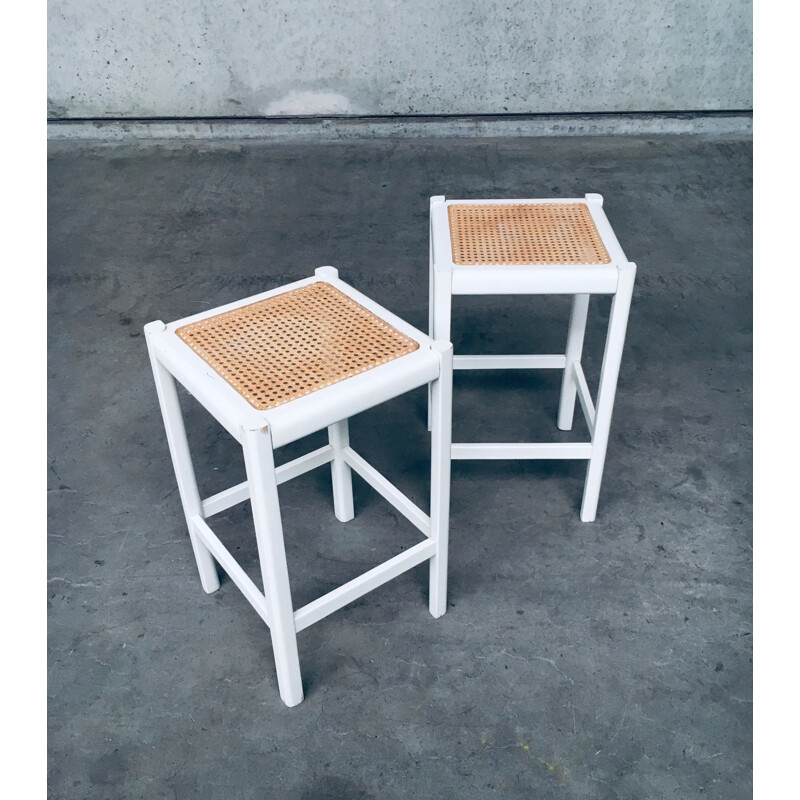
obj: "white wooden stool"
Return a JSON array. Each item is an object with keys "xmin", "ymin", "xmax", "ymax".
[
  {"xmin": 429, "ymin": 194, "xmax": 635, "ymax": 522},
  {"xmin": 145, "ymin": 267, "xmax": 453, "ymax": 706}
]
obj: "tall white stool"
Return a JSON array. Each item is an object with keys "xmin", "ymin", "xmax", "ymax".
[
  {"xmin": 145, "ymin": 267, "xmax": 452, "ymax": 706},
  {"xmin": 429, "ymin": 194, "xmax": 635, "ymax": 522}
]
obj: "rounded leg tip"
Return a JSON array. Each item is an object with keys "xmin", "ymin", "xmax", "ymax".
[
  {"xmin": 429, "ymin": 595, "xmax": 447, "ymax": 618},
  {"xmin": 281, "ymin": 692, "xmax": 305, "ymax": 708},
  {"xmin": 200, "ymin": 575, "xmax": 221, "ymax": 594}
]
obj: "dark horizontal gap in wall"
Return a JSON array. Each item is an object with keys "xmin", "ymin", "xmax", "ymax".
[{"xmin": 48, "ymin": 109, "xmax": 752, "ymax": 124}]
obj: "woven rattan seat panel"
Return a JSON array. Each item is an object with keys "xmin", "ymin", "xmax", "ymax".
[
  {"xmin": 175, "ymin": 282, "xmax": 420, "ymax": 410},
  {"xmin": 448, "ymin": 202, "xmax": 611, "ymax": 265}
]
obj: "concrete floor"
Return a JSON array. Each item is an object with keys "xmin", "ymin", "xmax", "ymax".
[{"xmin": 48, "ymin": 134, "xmax": 752, "ymax": 799}]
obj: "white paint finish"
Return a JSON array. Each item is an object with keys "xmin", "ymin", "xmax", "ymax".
[
  {"xmin": 454, "ymin": 354, "xmax": 567, "ymax": 370},
  {"xmin": 430, "ymin": 198, "xmax": 621, "ymax": 295},
  {"xmin": 580, "ymin": 262, "xmax": 637, "ymax": 522},
  {"xmin": 48, "ymin": 1, "xmax": 752, "ymax": 119},
  {"xmin": 328, "ymin": 420, "xmax": 355, "ymax": 523},
  {"xmin": 428, "ymin": 342, "xmax": 453, "ymax": 619},
  {"xmin": 573, "ymin": 362, "xmax": 597, "ymax": 437},
  {"xmin": 201, "ymin": 480, "xmax": 250, "ymax": 518},
  {"xmin": 293, "ymin": 540, "xmax": 437, "ymax": 633},
  {"xmin": 145, "ymin": 328, "xmax": 220, "ymax": 594},
  {"xmin": 191, "ymin": 515, "xmax": 272, "ymax": 627},
  {"xmin": 241, "ymin": 424, "xmax": 304, "ymax": 707},
  {"xmin": 265, "ymin": 347, "xmax": 439, "ymax": 448},
  {"xmin": 450, "ymin": 263, "xmax": 619, "ymax": 297},
  {"xmin": 200, "ymin": 445, "xmax": 336, "ymax": 517},
  {"xmin": 432, "ymin": 194, "xmax": 636, "ymax": 520},
  {"xmin": 342, "ymin": 448, "xmax": 431, "ymax": 537},
  {"xmin": 145, "ymin": 270, "xmax": 453, "ymax": 705},
  {"xmin": 275, "ymin": 445, "xmax": 336, "ymax": 485},
  {"xmin": 451, "ymin": 443, "xmax": 594, "ymax": 460},
  {"xmin": 149, "ymin": 272, "xmax": 440, "ymax": 449},
  {"xmin": 557, "ymin": 294, "xmax": 590, "ymax": 430}
]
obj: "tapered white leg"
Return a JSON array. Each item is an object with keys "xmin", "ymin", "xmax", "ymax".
[
  {"xmin": 581, "ymin": 264, "xmax": 636, "ymax": 522},
  {"xmin": 145, "ymin": 329, "xmax": 220, "ymax": 594},
  {"xmin": 432, "ymin": 268, "xmax": 453, "ymax": 349},
  {"xmin": 429, "ymin": 342, "xmax": 453, "ymax": 618},
  {"xmin": 558, "ymin": 294, "xmax": 590, "ymax": 431},
  {"xmin": 428, "ymin": 222, "xmax": 435, "ymax": 430},
  {"xmin": 328, "ymin": 419, "xmax": 354, "ymax": 522},
  {"xmin": 242, "ymin": 424, "xmax": 303, "ymax": 707}
]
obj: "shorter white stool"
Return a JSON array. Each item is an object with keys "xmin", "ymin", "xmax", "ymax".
[
  {"xmin": 429, "ymin": 194, "xmax": 636, "ymax": 521},
  {"xmin": 145, "ymin": 268, "xmax": 453, "ymax": 706}
]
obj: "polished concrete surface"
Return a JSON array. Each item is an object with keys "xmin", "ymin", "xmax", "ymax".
[{"xmin": 48, "ymin": 135, "xmax": 752, "ymax": 799}]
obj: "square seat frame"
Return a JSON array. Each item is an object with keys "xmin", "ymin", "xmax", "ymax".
[
  {"xmin": 145, "ymin": 267, "xmax": 453, "ymax": 706},
  {"xmin": 429, "ymin": 193, "xmax": 636, "ymax": 522}
]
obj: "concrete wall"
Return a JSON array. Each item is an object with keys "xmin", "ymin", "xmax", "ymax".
[{"xmin": 48, "ymin": 0, "xmax": 752, "ymax": 119}]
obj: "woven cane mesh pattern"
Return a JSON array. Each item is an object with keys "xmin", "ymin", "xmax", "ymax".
[
  {"xmin": 448, "ymin": 202, "xmax": 611, "ymax": 265},
  {"xmin": 175, "ymin": 282, "xmax": 420, "ymax": 410}
]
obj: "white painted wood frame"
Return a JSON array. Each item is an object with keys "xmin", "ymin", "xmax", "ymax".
[
  {"xmin": 146, "ymin": 268, "xmax": 453, "ymax": 706},
  {"xmin": 429, "ymin": 193, "xmax": 636, "ymax": 521}
]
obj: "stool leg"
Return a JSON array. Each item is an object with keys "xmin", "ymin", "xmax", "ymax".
[
  {"xmin": 429, "ymin": 343, "xmax": 453, "ymax": 618},
  {"xmin": 146, "ymin": 346, "xmax": 220, "ymax": 594},
  {"xmin": 242, "ymin": 424, "xmax": 304, "ymax": 707},
  {"xmin": 427, "ymin": 222, "xmax": 436, "ymax": 432},
  {"xmin": 581, "ymin": 264, "xmax": 636, "ymax": 522},
  {"xmin": 328, "ymin": 419, "xmax": 354, "ymax": 522},
  {"xmin": 557, "ymin": 293, "xmax": 590, "ymax": 431},
  {"xmin": 429, "ymin": 266, "xmax": 453, "ymax": 432}
]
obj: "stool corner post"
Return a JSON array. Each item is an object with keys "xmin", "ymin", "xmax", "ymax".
[
  {"xmin": 431, "ymin": 339, "xmax": 454, "ymax": 357},
  {"xmin": 433, "ymin": 261, "xmax": 454, "ymax": 278},
  {"xmin": 428, "ymin": 341, "xmax": 453, "ymax": 619},
  {"xmin": 241, "ymin": 420, "xmax": 304, "ymax": 707},
  {"xmin": 557, "ymin": 294, "xmax": 590, "ymax": 431},
  {"xmin": 585, "ymin": 192, "xmax": 604, "ymax": 207},
  {"xmin": 613, "ymin": 262, "xmax": 637, "ymax": 315},
  {"xmin": 328, "ymin": 418, "xmax": 355, "ymax": 523},
  {"xmin": 619, "ymin": 260, "xmax": 637, "ymax": 284},
  {"xmin": 144, "ymin": 322, "xmax": 168, "ymax": 364},
  {"xmin": 429, "ymin": 264, "xmax": 453, "ymax": 432},
  {"xmin": 280, "ymin": 681, "xmax": 305, "ymax": 708},
  {"xmin": 144, "ymin": 320, "xmax": 166, "ymax": 338},
  {"xmin": 430, "ymin": 195, "xmax": 446, "ymax": 207},
  {"xmin": 241, "ymin": 414, "xmax": 272, "ymax": 436},
  {"xmin": 579, "ymin": 495, "xmax": 599, "ymax": 523},
  {"xmin": 315, "ymin": 265, "xmax": 339, "ymax": 280},
  {"xmin": 581, "ymin": 259, "xmax": 636, "ymax": 522},
  {"xmin": 147, "ymin": 340, "xmax": 221, "ymax": 594}
]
